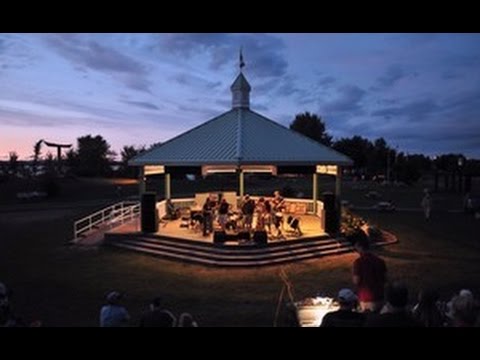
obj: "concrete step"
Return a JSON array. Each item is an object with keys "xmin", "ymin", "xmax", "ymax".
[
  {"xmin": 109, "ymin": 241, "xmax": 354, "ymax": 267},
  {"xmin": 106, "ymin": 233, "xmax": 354, "ymax": 267},
  {"xmin": 114, "ymin": 237, "xmax": 351, "ymax": 261}
]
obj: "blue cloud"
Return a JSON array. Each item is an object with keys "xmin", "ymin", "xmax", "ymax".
[
  {"xmin": 171, "ymin": 72, "xmax": 222, "ymax": 89},
  {"xmin": 322, "ymin": 85, "xmax": 366, "ymax": 114},
  {"xmin": 45, "ymin": 34, "xmax": 151, "ymax": 92},
  {"xmin": 161, "ymin": 33, "xmax": 288, "ymax": 78},
  {"xmin": 122, "ymin": 100, "xmax": 161, "ymax": 110},
  {"xmin": 371, "ymin": 99, "xmax": 438, "ymax": 121},
  {"xmin": 317, "ymin": 75, "xmax": 336, "ymax": 87}
]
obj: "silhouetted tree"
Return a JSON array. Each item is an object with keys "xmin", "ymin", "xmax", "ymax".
[
  {"xmin": 32, "ymin": 140, "xmax": 43, "ymax": 176},
  {"xmin": 290, "ymin": 112, "xmax": 333, "ymax": 146},
  {"xmin": 120, "ymin": 145, "xmax": 145, "ymax": 177},
  {"xmin": 44, "ymin": 152, "xmax": 56, "ymax": 175},
  {"xmin": 8, "ymin": 151, "xmax": 18, "ymax": 176},
  {"xmin": 74, "ymin": 135, "xmax": 114, "ymax": 177},
  {"xmin": 333, "ymin": 136, "xmax": 373, "ymax": 171},
  {"xmin": 147, "ymin": 142, "xmax": 162, "ymax": 151}
]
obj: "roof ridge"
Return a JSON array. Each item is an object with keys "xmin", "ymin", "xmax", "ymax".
[{"xmin": 235, "ymin": 108, "xmax": 243, "ymax": 163}]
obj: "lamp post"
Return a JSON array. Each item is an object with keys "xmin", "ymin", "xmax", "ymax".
[
  {"xmin": 386, "ymin": 150, "xmax": 390, "ymax": 184},
  {"xmin": 458, "ymin": 156, "xmax": 464, "ymax": 193}
]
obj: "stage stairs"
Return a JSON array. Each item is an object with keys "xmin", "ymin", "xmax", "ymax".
[{"xmin": 104, "ymin": 233, "xmax": 356, "ymax": 267}]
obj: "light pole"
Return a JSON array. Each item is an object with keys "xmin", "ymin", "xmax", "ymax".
[
  {"xmin": 458, "ymin": 156, "xmax": 464, "ymax": 193},
  {"xmin": 386, "ymin": 150, "xmax": 390, "ymax": 184}
]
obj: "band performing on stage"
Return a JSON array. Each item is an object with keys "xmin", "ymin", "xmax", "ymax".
[{"xmin": 175, "ymin": 190, "xmax": 302, "ymax": 242}]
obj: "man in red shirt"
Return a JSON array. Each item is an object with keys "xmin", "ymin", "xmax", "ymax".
[{"xmin": 351, "ymin": 231, "xmax": 387, "ymax": 313}]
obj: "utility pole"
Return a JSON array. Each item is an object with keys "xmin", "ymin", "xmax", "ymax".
[{"xmin": 386, "ymin": 150, "xmax": 390, "ymax": 183}]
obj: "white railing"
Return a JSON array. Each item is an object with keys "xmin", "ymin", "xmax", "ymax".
[{"xmin": 73, "ymin": 201, "xmax": 140, "ymax": 242}]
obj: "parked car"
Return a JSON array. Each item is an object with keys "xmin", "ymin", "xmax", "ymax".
[
  {"xmin": 365, "ymin": 191, "xmax": 382, "ymax": 199},
  {"xmin": 375, "ymin": 201, "xmax": 396, "ymax": 212}
]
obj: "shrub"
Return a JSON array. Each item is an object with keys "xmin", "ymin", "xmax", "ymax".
[{"xmin": 340, "ymin": 208, "xmax": 367, "ymax": 237}]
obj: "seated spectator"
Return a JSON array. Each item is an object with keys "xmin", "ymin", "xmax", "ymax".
[
  {"xmin": 0, "ymin": 282, "xmax": 25, "ymax": 327},
  {"xmin": 139, "ymin": 297, "xmax": 176, "ymax": 327},
  {"xmin": 445, "ymin": 289, "xmax": 477, "ymax": 327},
  {"xmin": 178, "ymin": 312, "xmax": 198, "ymax": 327},
  {"xmin": 320, "ymin": 288, "xmax": 366, "ymax": 327},
  {"xmin": 411, "ymin": 289, "xmax": 444, "ymax": 327},
  {"xmin": 365, "ymin": 281, "xmax": 423, "ymax": 327},
  {"xmin": 99, "ymin": 291, "xmax": 130, "ymax": 327}
]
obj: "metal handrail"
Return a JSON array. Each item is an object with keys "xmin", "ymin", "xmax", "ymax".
[{"xmin": 73, "ymin": 201, "xmax": 140, "ymax": 242}]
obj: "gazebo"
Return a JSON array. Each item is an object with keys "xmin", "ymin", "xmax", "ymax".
[
  {"xmin": 129, "ymin": 68, "xmax": 352, "ymax": 219},
  {"xmin": 98, "ymin": 61, "xmax": 360, "ymax": 265}
]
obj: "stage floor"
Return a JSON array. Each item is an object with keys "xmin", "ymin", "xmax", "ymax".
[{"xmin": 108, "ymin": 214, "xmax": 326, "ymax": 243}]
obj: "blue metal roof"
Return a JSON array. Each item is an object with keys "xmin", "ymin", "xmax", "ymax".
[{"xmin": 130, "ymin": 108, "xmax": 352, "ymax": 166}]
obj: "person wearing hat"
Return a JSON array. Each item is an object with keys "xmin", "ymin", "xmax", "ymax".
[
  {"xmin": 99, "ymin": 291, "xmax": 130, "ymax": 327},
  {"xmin": 320, "ymin": 288, "xmax": 366, "ymax": 327}
]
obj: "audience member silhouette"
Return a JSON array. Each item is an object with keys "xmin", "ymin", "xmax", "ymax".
[
  {"xmin": 178, "ymin": 312, "xmax": 198, "ymax": 327},
  {"xmin": 351, "ymin": 230, "xmax": 387, "ymax": 313},
  {"xmin": 365, "ymin": 281, "xmax": 423, "ymax": 327},
  {"xmin": 411, "ymin": 289, "xmax": 444, "ymax": 327},
  {"xmin": 139, "ymin": 297, "xmax": 176, "ymax": 327},
  {"xmin": 99, "ymin": 291, "xmax": 130, "ymax": 327},
  {"xmin": 445, "ymin": 289, "xmax": 477, "ymax": 327},
  {"xmin": 320, "ymin": 288, "xmax": 365, "ymax": 327},
  {"xmin": 0, "ymin": 282, "xmax": 25, "ymax": 327}
]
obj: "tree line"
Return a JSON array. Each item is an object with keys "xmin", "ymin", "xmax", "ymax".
[
  {"xmin": 290, "ymin": 112, "xmax": 478, "ymax": 184},
  {"xmin": 1, "ymin": 112, "xmax": 479, "ymax": 183}
]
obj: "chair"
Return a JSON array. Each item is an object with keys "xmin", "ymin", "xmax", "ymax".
[{"xmin": 286, "ymin": 215, "xmax": 302, "ymax": 236}]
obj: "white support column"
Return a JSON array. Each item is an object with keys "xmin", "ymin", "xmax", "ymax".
[
  {"xmin": 239, "ymin": 169, "xmax": 244, "ymax": 198},
  {"xmin": 312, "ymin": 172, "xmax": 318, "ymax": 213},
  {"xmin": 139, "ymin": 166, "xmax": 146, "ymax": 195},
  {"xmin": 335, "ymin": 166, "xmax": 342, "ymax": 199},
  {"xmin": 165, "ymin": 173, "xmax": 171, "ymax": 200}
]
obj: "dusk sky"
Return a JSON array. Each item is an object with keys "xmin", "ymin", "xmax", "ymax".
[{"xmin": 1, "ymin": 33, "xmax": 479, "ymax": 160}]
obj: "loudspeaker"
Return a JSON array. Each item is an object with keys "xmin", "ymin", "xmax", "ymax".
[
  {"xmin": 141, "ymin": 192, "xmax": 158, "ymax": 233},
  {"xmin": 322, "ymin": 192, "xmax": 339, "ymax": 235},
  {"xmin": 213, "ymin": 231, "xmax": 226, "ymax": 244},
  {"xmin": 253, "ymin": 231, "xmax": 268, "ymax": 245},
  {"xmin": 238, "ymin": 231, "xmax": 251, "ymax": 241},
  {"xmin": 322, "ymin": 192, "xmax": 336, "ymax": 211},
  {"xmin": 225, "ymin": 233, "xmax": 238, "ymax": 242}
]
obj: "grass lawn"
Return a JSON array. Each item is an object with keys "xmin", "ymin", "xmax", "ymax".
[{"xmin": 1, "ymin": 177, "xmax": 480, "ymax": 326}]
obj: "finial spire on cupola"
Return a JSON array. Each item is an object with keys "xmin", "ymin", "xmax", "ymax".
[
  {"xmin": 230, "ymin": 47, "xmax": 251, "ymax": 109},
  {"xmin": 239, "ymin": 46, "xmax": 245, "ymax": 72}
]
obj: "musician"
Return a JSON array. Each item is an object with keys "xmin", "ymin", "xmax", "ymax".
[
  {"xmin": 202, "ymin": 197, "xmax": 214, "ymax": 236},
  {"xmin": 255, "ymin": 197, "xmax": 266, "ymax": 231},
  {"xmin": 272, "ymin": 191, "xmax": 286, "ymax": 239},
  {"xmin": 217, "ymin": 198, "xmax": 230, "ymax": 232},
  {"xmin": 264, "ymin": 200, "xmax": 273, "ymax": 234},
  {"xmin": 165, "ymin": 198, "xmax": 179, "ymax": 220},
  {"xmin": 272, "ymin": 190, "xmax": 286, "ymax": 212},
  {"xmin": 241, "ymin": 195, "xmax": 255, "ymax": 231}
]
